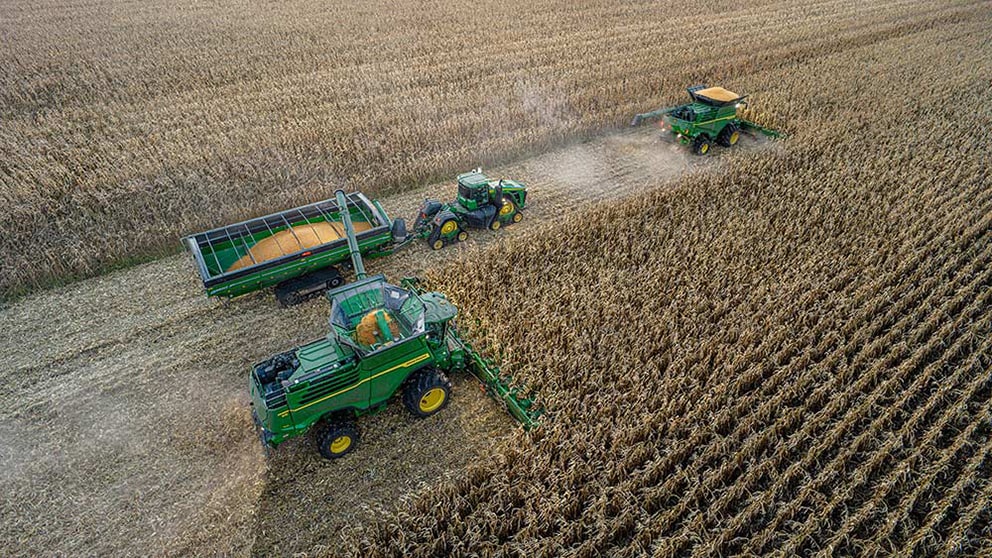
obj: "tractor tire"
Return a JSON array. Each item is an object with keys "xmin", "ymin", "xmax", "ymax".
[
  {"xmin": 403, "ymin": 368, "xmax": 452, "ymax": 418},
  {"xmin": 428, "ymin": 227, "xmax": 444, "ymax": 250},
  {"xmin": 498, "ymin": 197, "xmax": 519, "ymax": 225},
  {"xmin": 457, "ymin": 230, "xmax": 468, "ymax": 242},
  {"xmin": 717, "ymin": 123, "xmax": 740, "ymax": 147},
  {"xmin": 693, "ymin": 135, "xmax": 712, "ymax": 156},
  {"xmin": 315, "ymin": 419, "xmax": 360, "ymax": 459},
  {"xmin": 489, "ymin": 218, "xmax": 502, "ymax": 231}
]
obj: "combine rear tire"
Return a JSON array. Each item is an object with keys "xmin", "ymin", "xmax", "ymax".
[
  {"xmin": 403, "ymin": 368, "xmax": 452, "ymax": 418},
  {"xmin": 693, "ymin": 135, "xmax": 712, "ymax": 155},
  {"xmin": 316, "ymin": 420, "xmax": 360, "ymax": 459},
  {"xmin": 717, "ymin": 123, "xmax": 740, "ymax": 147}
]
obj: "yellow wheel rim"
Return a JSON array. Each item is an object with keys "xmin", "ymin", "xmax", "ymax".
[
  {"xmin": 700, "ymin": 143, "xmax": 709, "ymax": 154},
  {"xmin": 432, "ymin": 239, "xmax": 444, "ymax": 250},
  {"xmin": 457, "ymin": 231, "xmax": 468, "ymax": 242},
  {"xmin": 729, "ymin": 131, "xmax": 739, "ymax": 145},
  {"xmin": 419, "ymin": 388, "xmax": 446, "ymax": 413},
  {"xmin": 440, "ymin": 221, "xmax": 458, "ymax": 235},
  {"xmin": 330, "ymin": 435, "xmax": 351, "ymax": 454},
  {"xmin": 491, "ymin": 220, "xmax": 501, "ymax": 231},
  {"xmin": 512, "ymin": 212, "xmax": 523, "ymax": 223},
  {"xmin": 499, "ymin": 200, "xmax": 514, "ymax": 216}
]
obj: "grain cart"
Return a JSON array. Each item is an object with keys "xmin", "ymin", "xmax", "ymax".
[
  {"xmin": 631, "ymin": 85, "xmax": 784, "ymax": 155},
  {"xmin": 184, "ymin": 192, "xmax": 411, "ymax": 306},
  {"xmin": 250, "ymin": 190, "xmax": 540, "ymax": 459},
  {"xmin": 413, "ymin": 169, "xmax": 527, "ymax": 250}
]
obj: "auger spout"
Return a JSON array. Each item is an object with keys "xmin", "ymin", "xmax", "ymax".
[{"xmin": 334, "ymin": 189, "xmax": 367, "ymax": 280}]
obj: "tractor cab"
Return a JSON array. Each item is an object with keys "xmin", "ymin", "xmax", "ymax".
[{"xmin": 456, "ymin": 170, "xmax": 500, "ymax": 211}]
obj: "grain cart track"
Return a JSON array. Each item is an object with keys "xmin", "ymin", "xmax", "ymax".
[{"xmin": 0, "ymin": 127, "xmax": 766, "ymax": 557}]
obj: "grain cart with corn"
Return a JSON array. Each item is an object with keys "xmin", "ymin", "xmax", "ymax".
[
  {"xmin": 249, "ymin": 190, "xmax": 540, "ymax": 459},
  {"xmin": 413, "ymin": 169, "xmax": 527, "ymax": 250},
  {"xmin": 184, "ymin": 193, "xmax": 411, "ymax": 306},
  {"xmin": 631, "ymin": 85, "xmax": 784, "ymax": 155}
]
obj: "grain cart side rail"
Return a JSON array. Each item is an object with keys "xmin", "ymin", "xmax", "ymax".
[{"xmin": 184, "ymin": 192, "xmax": 409, "ymax": 305}]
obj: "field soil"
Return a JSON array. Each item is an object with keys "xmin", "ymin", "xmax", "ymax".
[{"xmin": 0, "ymin": 126, "xmax": 759, "ymax": 557}]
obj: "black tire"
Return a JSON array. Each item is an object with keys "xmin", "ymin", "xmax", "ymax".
[
  {"xmin": 275, "ymin": 289, "xmax": 301, "ymax": 308},
  {"xmin": 498, "ymin": 197, "xmax": 519, "ymax": 225},
  {"xmin": 717, "ymin": 123, "xmax": 740, "ymax": 147},
  {"xmin": 428, "ymin": 227, "xmax": 444, "ymax": 250},
  {"xmin": 489, "ymin": 218, "xmax": 502, "ymax": 231},
  {"xmin": 693, "ymin": 135, "xmax": 712, "ymax": 155},
  {"xmin": 403, "ymin": 368, "xmax": 452, "ymax": 418},
  {"xmin": 315, "ymin": 419, "xmax": 360, "ymax": 459}
]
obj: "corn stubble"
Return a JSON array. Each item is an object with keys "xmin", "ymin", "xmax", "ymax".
[
  {"xmin": 341, "ymin": 16, "xmax": 992, "ymax": 558},
  {"xmin": 0, "ymin": 0, "xmax": 981, "ymax": 298}
]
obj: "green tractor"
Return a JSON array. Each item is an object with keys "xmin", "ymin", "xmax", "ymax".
[
  {"xmin": 631, "ymin": 85, "xmax": 784, "ymax": 155},
  {"xmin": 250, "ymin": 190, "xmax": 540, "ymax": 459},
  {"xmin": 413, "ymin": 169, "xmax": 527, "ymax": 250}
]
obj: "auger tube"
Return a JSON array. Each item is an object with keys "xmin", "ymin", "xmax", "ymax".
[{"xmin": 334, "ymin": 189, "xmax": 367, "ymax": 280}]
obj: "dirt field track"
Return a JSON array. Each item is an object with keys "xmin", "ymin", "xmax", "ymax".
[{"xmin": 0, "ymin": 126, "xmax": 746, "ymax": 556}]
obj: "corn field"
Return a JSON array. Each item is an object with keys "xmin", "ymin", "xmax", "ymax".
[
  {"xmin": 0, "ymin": 0, "xmax": 982, "ymax": 298},
  {"xmin": 2, "ymin": 0, "xmax": 990, "ymax": 556},
  {"xmin": 341, "ymin": 13, "xmax": 992, "ymax": 558}
]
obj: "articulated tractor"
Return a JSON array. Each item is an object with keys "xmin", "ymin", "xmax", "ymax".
[{"xmin": 414, "ymin": 169, "xmax": 527, "ymax": 250}]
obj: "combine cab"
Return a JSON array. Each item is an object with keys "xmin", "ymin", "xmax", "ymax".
[
  {"xmin": 413, "ymin": 169, "xmax": 527, "ymax": 250},
  {"xmin": 250, "ymin": 190, "xmax": 540, "ymax": 459},
  {"xmin": 632, "ymin": 85, "xmax": 784, "ymax": 155}
]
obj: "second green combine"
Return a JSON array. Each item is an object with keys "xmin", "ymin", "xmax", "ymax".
[
  {"xmin": 632, "ymin": 84, "xmax": 784, "ymax": 155},
  {"xmin": 249, "ymin": 190, "xmax": 540, "ymax": 459}
]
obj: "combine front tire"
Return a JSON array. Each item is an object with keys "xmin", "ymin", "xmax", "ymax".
[
  {"xmin": 316, "ymin": 420, "xmax": 360, "ymax": 459},
  {"xmin": 403, "ymin": 368, "xmax": 452, "ymax": 418},
  {"xmin": 693, "ymin": 135, "xmax": 712, "ymax": 155},
  {"xmin": 717, "ymin": 124, "xmax": 740, "ymax": 147}
]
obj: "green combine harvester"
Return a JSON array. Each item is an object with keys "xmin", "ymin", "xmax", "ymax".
[
  {"xmin": 413, "ymin": 169, "xmax": 527, "ymax": 250},
  {"xmin": 249, "ymin": 190, "xmax": 540, "ymax": 459},
  {"xmin": 631, "ymin": 85, "xmax": 784, "ymax": 155}
]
